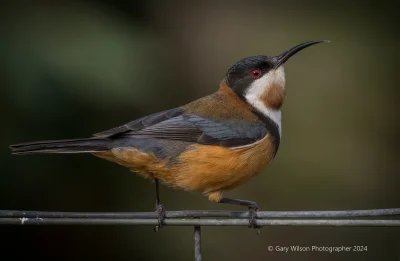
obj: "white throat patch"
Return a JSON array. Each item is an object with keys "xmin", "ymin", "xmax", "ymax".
[{"xmin": 244, "ymin": 66, "xmax": 285, "ymax": 137}]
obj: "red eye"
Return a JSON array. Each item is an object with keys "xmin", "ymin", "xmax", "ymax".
[{"xmin": 250, "ymin": 69, "xmax": 262, "ymax": 79}]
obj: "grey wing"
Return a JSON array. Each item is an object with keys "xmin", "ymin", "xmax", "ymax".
[
  {"xmin": 93, "ymin": 107, "xmax": 266, "ymax": 147},
  {"xmin": 93, "ymin": 107, "xmax": 184, "ymax": 138},
  {"xmin": 122, "ymin": 114, "xmax": 267, "ymax": 147},
  {"xmin": 182, "ymin": 115, "xmax": 267, "ymax": 146}
]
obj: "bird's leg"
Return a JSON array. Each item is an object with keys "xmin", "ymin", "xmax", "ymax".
[
  {"xmin": 154, "ymin": 178, "xmax": 165, "ymax": 232},
  {"xmin": 218, "ymin": 197, "xmax": 262, "ymax": 232}
]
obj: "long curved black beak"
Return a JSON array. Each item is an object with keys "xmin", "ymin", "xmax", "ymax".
[{"xmin": 274, "ymin": 40, "xmax": 328, "ymax": 68}]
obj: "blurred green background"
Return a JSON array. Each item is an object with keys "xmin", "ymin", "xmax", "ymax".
[{"xmin": 1, "ymin": 0, "xmax": 399, "ymax": 260}]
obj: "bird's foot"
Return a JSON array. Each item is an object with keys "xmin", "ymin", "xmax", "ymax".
[
  {"xmin": 217, "ymin": 197, "xmax": 262, "ymax": 234},
  {"xmin": 248, "ymin": 205, "xmax": 262, "ymax": 234},
  {"xmin": 154, "ymin": 203, "xmax": 166, "ymax": 232}
]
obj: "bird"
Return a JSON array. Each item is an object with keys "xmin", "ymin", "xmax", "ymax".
[{"xmin": 10, "ymin": 40, "xmax": 326, "ymax": 231}]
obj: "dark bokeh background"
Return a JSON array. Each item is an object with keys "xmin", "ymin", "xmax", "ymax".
[{"xmin": 1, "ymin": 0, "xmax": 399, "ymax": 260}]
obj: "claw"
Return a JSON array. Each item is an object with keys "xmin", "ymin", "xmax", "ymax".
[
  {"xmin": 154, "ymin": 203, "xmax": 166, "ymax": 232},
  {"xmin": 248, "ymin": 206, "xmax": 262, "ymax": 234},
  {"xmin": 217, "ymin": 197, "xmax": 262, "ymax": 234}
]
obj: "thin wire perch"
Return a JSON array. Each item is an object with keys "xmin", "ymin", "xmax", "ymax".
[
  {"xmin": 1, "ymin": 208, "xmax": 400, "ymax": 226},
  {"xmin": 2, "ymin": 208, "xmax": 399, "ymax": 261}
]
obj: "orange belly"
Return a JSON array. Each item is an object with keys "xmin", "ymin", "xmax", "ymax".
[{"xmin": 93, "ymin": 134, "xmax": 276, "ymax": 200}]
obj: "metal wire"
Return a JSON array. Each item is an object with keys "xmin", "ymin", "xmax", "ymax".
[
  {"xmin": 2, "ymin": 208, "xmax": 399, "ymax": 261},
  {"xmin": 1, "ymin": 208, "xmax": 400, "ymax": 219},
  {"xmin": 1, "ymin": 217, "xmax": 400, "ymax": 226},
  {"xmin": 1, "ymin": 208, "xmax": 400, "ymax": 226},
  {"xmin": 194, "ymin": 225, "xmax": 201, "ymax": 261}
]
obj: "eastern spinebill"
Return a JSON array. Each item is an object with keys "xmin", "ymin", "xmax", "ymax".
[{"xmin": 10, "ymin": 40, "xmax": 326, "ymax": 230}]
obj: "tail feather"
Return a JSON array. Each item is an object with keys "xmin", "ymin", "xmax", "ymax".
[{"xmin": 10, "ymin": 138, "xmax": 111, "ymax": 155}]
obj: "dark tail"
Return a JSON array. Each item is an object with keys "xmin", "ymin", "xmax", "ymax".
[{"xmin": 10, "ymin": 137, "xmax": 111, "ymax": 155}]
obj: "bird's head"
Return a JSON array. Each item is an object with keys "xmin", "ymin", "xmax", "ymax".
[{"xmin": 225, "ymin": 41, "xmax": 326, "ymax": 116}]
